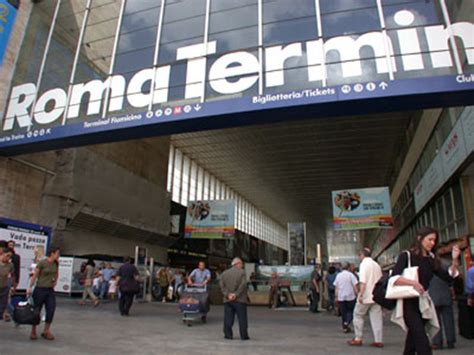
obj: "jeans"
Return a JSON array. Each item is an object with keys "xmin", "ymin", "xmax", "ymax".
[
  {"xmin": 432, "ymin": 305, "xmax": 456, "ymax": 347},
  {"xmin": 224, "ymin": 301, "xmax": 249, "ymax": 339},
  {"xmin": 310, "ymin": 288, "xmax": 320, "ymax": 312},
  {"xmin": 328, "ymin": 289, "xmax": 335, "ymax": 310},
  {"xmin": 353, "ymin": 302, "xmax": 383, "ymax": 342},
  {"xmin": 340, "ymin": 299, "xmax": 356, "ymax": 328},
  {"xmin": 100, "ymin": 281, "xmax": 110, "ymax": 299},
  {"xmin": 119, "ymin": 291, "xmax": 134, "ymax": 315},
  {"xmin": 403, "ymin": 298, "xmax": 431, "ymax": 355},
  {"xmin": 33, "ymin": 287, "xmax": 56, "ymax": 324},
  {"xmin": 0, "ymin": 287, "xmax": 9, "ymax": 315}
]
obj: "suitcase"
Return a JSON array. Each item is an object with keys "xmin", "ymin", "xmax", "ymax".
[
  {"xmin": 458, "ymin": 298, "xmax": 474, "ymax": 339},
  {"xmin": 13, "ymin": 301, "xmax": 41, "ymax": 326}
]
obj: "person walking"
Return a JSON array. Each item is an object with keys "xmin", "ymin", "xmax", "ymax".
[
  {"xmin": 429, "ymin": 273, "xmax": 456, "ymax": 350},
  {"xmin": 0, "ymin": 248, "xmax": 16, "ymax": 323},
  {"xmin": 348, "ymin": 248, "xmax": 383, "ymax": 348},
  {"xmin": 268, "ymin": 272, "xmax": 280, "ymax": 309},
  {"xmin": 79, "ymin": 259, "xmax": 100, "ymax": 307},
  {"xmin": 157, "ymin": 267, "xmax": 172, "ymax": 302},
  {"xmin": 4, "ymin": 241, "xmax": 20, "ymax": 322},
  {"xmin": 27, "ymin": 246, "xmax": 60, "ymax": 341},
  {"xmin": 334, "ymin": 263, "xmax": 358, "ymax": 333},
  {"xmin": 310, "ymin": 264, "xmax": 322, "ymax": 313},
  {"xmin": 325, "ymin": 265, "xmax": 338, "ymax": 313},
  {"xmin": 390, "ymin": 226, "xmax": 460, "ymax": 355},
  {"xmin": 219, "ymin": 257, "xmax": 250, "ymax": 340},
  {"xmin": 116, "ymin": 257, "xmax": 140, "ymax": 316}
]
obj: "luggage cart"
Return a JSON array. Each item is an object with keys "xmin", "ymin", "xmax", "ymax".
[{"xmin": 178, "ymin": 285, "xmax": 209, "ymax": 327}]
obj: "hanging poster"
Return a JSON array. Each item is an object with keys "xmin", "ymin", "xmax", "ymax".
[
  {"xmin": 185, "ymin": 200, "xmax": 235, "ymax": 239},
  {"xmin": 332, "ymin": 187, "xmax": 393, "ymax": 230},
  {"xmin": 288, "ymin": 222, "xmax": 306, "ymax": 266}
]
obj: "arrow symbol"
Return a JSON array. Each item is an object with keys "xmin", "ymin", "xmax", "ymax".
[
  {"xmin": 379, "ymin": 82, "xmax": 388, "ymax": 90},
  {"xmin": 194, "ymin": 104, "xmax": 202, "ymax": 111}
]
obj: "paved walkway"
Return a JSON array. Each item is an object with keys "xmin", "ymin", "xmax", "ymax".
[{"xmin": 2, "ymin": 298, "xmax": 473, "ymax": 355}]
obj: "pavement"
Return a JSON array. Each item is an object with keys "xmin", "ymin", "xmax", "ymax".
[{"xmin": 1, "ymin": 298, "xmax": 473, "ymax": 355}]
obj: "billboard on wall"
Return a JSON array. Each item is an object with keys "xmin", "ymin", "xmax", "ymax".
[
  {"xmin": 0, "ymin": 2, "xmax": 473, "ymax": 155},
  {"xmin": 184, "ymin": 200, "xmax": 235, "ymax": 239},
  {"xmin": 414, "ymin": 107, "xmax": 474, "ymax": 212},
  {"xmin": 288, "ymin": 222, "xmax": 306, "ymax": 266},
  {"xmin": 0, "ymin": 217, "xmax": 51, "ymax": 290},
  {"xmin": 332, "ymin": 187, "xmax": 393, "ymax": 230},
  {"xmin": 256, "ymin": 265, "xmax": 313, "ymax": 283},
  {"xmin": 0, "ymin": 0, "xmax": 17, "ymax": 66}
]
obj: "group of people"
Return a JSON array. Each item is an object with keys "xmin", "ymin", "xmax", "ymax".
[
  {"xmin": 79, "ymin": 260, "xmax": 118, "ymax": 307},
  {"xmin": 2, "ymin": 225, "xmax": 474, "ymax": 351},
  {"xmin": 328, "ymin": 226, "xmax": 469, "ymax": 354}
]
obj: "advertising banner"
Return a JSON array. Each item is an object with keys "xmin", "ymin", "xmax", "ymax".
[
  {"xmin": 332, "ymin": 187, "xmax": 393, "ymax": 230},
  {"xmin": 55, "ymin": 257, "xmax": 74, "ymax": 293},
  {"xmin": 185, "ymin": 200, "xmax": 235, "ymax": 239},
  {"xmin": 56, "ymin": 257, "xmax": 123, "ymax": 294},
  {"xmin": 288, "ymin": 222, "xmax": 306, "ymax": 266},
  {"xmin": 0, "ymin": 0, "xmax": 17, "ymax": 65},
  {"xmin": 256, "ymin": 265, "xmax": 313, "ymax": 282},
  {"xmin": 414, "ymin": 108, "xmax": 473, "ymax": 212},
  {"xmin": 0, "ymin": 217, "xmax": 51, "ymax": 290}
]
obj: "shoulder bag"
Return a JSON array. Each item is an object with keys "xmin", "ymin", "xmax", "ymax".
[{"xmin": 386, "ymin": 251, "xmax": 420, "ymax": 299}]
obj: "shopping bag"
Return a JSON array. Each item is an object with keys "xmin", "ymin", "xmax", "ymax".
[{"xmin": 13, "ymin": 299, "xmax": 41, "ymax": 325}]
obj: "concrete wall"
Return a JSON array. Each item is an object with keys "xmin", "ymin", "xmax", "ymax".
[{"xmin": 0, "ymin": 139, "xmax": 172, "ymax": 264}]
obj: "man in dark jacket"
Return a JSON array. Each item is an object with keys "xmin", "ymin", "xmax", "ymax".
[
  {"xmin": 429, "ymin": 273, "xmax": 456, "ymax": 349},
  {"xmin": 7, "ymin": 241, "xmax": 20, "ymax": 285},
  {"xmin": 219, "ymin": 257, "xmax": 249, "ymax": 340}
]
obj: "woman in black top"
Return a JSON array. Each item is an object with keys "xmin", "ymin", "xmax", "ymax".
[{"xmin": 392, "ymin": 227, "xmax": 460, "ymax": 355}]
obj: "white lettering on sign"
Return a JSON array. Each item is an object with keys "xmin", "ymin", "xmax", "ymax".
[{"xmin": 2, "ymin": 11, "xmax": 474, "ymax": 132}]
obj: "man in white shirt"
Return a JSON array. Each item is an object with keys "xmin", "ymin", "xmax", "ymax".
[
  {"xmin": 348, "ymin": 248, "xmax": 383, "ymax": 348},
  {"xmin": 334, "ymin": 263, "xmax": 358, "ymax": 333}
]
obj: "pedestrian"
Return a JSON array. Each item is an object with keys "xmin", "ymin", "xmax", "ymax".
[
  {"xmin": 310, "ymin": 264, "xmax": 322, "ymax": 313},
  {"xmin": 27, "ymin": 246, "xmax": 60, "ymax": 341},
  {"xmin": 157, "ymin": 267, "xmax": 171, "ymax": 302},
  {"xmin": 188, "ymin": 261, "xmax": 211, "ymax": 286},
  {"xmin": 219, "ymin": 257, "xmax": 250, "ymax": 340},
  {"xmin": 429, "ymin": 273, "xmax": 456, "ymax": 350},
  {"xmin": 116, "ymin": 256, "xmax": 140, "ymax": 316},
  {"xmin": 249, "ymin": 272, "xmax": 258, "ymax": 291},
  {"xmin": 174, "ymin": 270, "xmax": 184, "ymax": 299},
  {"xmin": 100, "ymin": 263, "xmax": 116, "ymax": 300},
  {"xmin": 334, "ymin": 263, "xmax": 358, "ymax": 333},
  {"xmin": 390, "ymin": 226, "xmax": 460, "ymax": 355},
  {"xmin": 348, "ymin": 248, "xmax": 383, "ymax": 348},
  {"xmin": 268, "ymin": 272, "xmax": 280, "ymax": 309},
  {"xmin": 7, "ymin": 240, "xmax": 20, "ymax": 286},
  {"xmin": 79, "ymin": 259, "xmax": 100, "ymax": 307},
  {"xmin": 325, "ymin": 265, "xmax": 338, "ymax": 313},
  {"xmin": 4, "ymin": 240, "xmax": 20, "ymax": 322},
  {"xmin": 0, "ymin": 248, "xmax": 16, "ymax": 323},
  {"xmin": 466, "ymin": 261, "xmax": 474, "ymax": 307},
  {"xmin": 108, "ymin": 276, "xmax": 118, "ymax": 301}
]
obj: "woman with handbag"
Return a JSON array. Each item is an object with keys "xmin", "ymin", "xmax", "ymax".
[
  {"xmin": 116, "ymin": 256, "xmax": 140, "ymax": 316},
  {"xmin": 79, "ymin": 259, "xmax": 100, "ymax": 307},
  {"xmin": 27, "ymin": 246, "xmax": 60, "ymax": 341},
  {"xmin": 391, "ymin": 227, "xmax": 460, "ymax": 355}
]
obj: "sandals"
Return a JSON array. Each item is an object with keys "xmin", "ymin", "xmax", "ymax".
[
  {"xmin": 41, "ymin": 332, "xmax": 55, "ymax": 341},
  {"xmin": 30, "ymin": 333, "xmax": 38, "ymax": 341}
]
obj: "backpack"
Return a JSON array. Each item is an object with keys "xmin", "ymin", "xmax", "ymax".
[{"xmin": 372, "ymin": 271, "xmax": 396, "ymax": 310}]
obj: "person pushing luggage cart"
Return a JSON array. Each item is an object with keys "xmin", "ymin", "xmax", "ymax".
[{"xmin": 179, "ymin": 261, "xmax": 211, "ymax": 326}]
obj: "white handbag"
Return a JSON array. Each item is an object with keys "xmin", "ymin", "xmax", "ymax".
[{"xmin": 386, "ymin": 251, "xmax": 420, "ymax": 299}]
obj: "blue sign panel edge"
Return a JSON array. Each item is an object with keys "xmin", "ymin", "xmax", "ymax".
[{"xmin": 0, "ymin": 74, "xmax": 473, "ymax": 156}]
